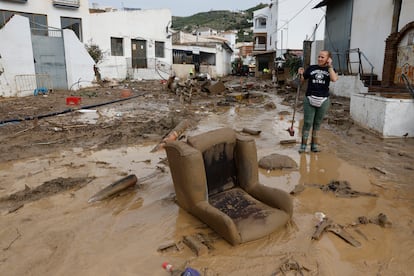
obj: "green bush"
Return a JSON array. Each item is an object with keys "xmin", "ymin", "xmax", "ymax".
[
  {"xmin": 85, "ymin": 41, "xmax": 104, "ymax": 64},
  {"xmin": 284, "ymin": 56, "xmax": 303, "ymax": 77}
]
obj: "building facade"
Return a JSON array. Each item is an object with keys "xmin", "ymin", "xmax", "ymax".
[
  {"xmin": 0, "ymin": 0, "xmax": 95, "ymax": 96},
  {"xmin": 252, "ymin": 0, "xmax": 278, "ymax": 52},
  {"xmin": 88, "ymin": 8, "xmax": 173, "ymax": 80},
  {"xmin": 316, "ymin": 0, "xmax": 414, "ymax": 85},
  {"xmin": 171, "ymin": 31, "xmax": 233, "ymax": 79}
]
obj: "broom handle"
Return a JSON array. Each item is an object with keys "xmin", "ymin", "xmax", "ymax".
[{"xmin": 291, "ymin": 74, "xmax": 302, "ymax": 129}]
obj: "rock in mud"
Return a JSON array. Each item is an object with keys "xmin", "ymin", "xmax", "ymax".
[{"xmin": 258, "ymin": 153, "xmax": 298, "ymax": 170}]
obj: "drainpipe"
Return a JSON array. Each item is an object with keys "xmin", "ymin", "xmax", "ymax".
[{"xmin": 391, "ymin": 0, "xmax": 402, "ymax": 33}]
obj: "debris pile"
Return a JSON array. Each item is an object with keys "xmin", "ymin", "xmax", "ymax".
[
  {"xmin": 319, "ymin": 180, "xmax": 378, "ymax": 198},
  {"xmin": 165, "ymin": 74, "xmax": 273, "ymax": 106},
  {"xmin": 157, "ymin": 232, "xmax": 216, "ymax": 257},
  {"xmin": 312, "ymin": 212, "xmax": 392, "ymax": 248},
  {"xmin": 292, "ymin": 180, "xmax": 378, "ymax": 198}
]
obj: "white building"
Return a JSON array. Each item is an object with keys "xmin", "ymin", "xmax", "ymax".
[
  {"xmin": 172, "ymin": 31, "xmax": 233, "ymax": 79},
  {"xmin": 252, "ymin": 0, "xmax": 278, "ymax": 52},
  {"xmin": 196, "ymin": 27, "xmax": 218, "ymax": 36},
  {"xmin": 0, "ymin": 0, "xmax": 95, "ymax": 96},
  {"xmin": 88, "ymin": 8, "xmax": 173, "ymax": 80},
  {"xmin": 0, "ymin": 1, "xmax": 174, "ymax": 97},
  {"xmin": 220, "ymin": 30, "xmax": 237, "ymax": 52}
]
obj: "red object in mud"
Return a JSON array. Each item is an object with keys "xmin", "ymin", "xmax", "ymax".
[
  {"xmin": 162, "ymin": 262, "xmax": 173, "ymax": 272},
  {"xmin": 288, "ymin": 126, "xmax": 295, "ymax": 136},
  {"xmin": 120, "ymin": 88, "xmax": 132, "ymax": 98},
  {"xmin": 66, "ymin": 96, "xmax": 81, "ymax": 105}
]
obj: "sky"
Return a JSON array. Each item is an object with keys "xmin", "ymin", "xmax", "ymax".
[{"xmin": 90, "ymin": 0, "xmax": 326, "ymax": 49}]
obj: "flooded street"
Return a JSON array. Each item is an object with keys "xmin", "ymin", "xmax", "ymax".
[{"xmin": 0, "ymin": 84, "xmax": 413, "ymax": 276}]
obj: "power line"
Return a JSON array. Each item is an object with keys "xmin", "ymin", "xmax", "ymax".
[
  {"xmin": 277, "ymin": 0, "xmax": 318, "ymax": 31},
  {"xmin": 309, "ymin": 13, "xmax": 325, "ymax": 41}
]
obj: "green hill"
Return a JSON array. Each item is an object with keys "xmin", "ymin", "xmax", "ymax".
[{"xmin": 171, "ymin": 3, "xmax": 267, "ymax": 42}]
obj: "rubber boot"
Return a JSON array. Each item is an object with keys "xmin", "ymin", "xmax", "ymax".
[
  {"xmin": 298, "ymin": 131, "xmax": 309, "ymax": 153},
  {"xmin": 311, "ymin": 131, "xmax": 321, "ymax": 152}
]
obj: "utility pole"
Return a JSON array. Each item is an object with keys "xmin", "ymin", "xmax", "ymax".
[
  {"xmin": 391, "ymin": 0, "xmax": 402, "ymax": 33},
  {"xmin": 281, "ymin": 30, "xmax": 283, "ymax": 56}
]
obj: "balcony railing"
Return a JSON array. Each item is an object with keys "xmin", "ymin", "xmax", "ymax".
[
  {"xmin": 53, "ymin": 0, "xmax": 80, "ymax": 8},
  {"xmin": 2, "ymin": 0, "xmax": 27, "ymax": 2},
  {"xmin": 254, "ymin": 44, "xmax": 266, "ymax": 51}
]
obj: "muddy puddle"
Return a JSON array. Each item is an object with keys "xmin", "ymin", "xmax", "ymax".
[{"xmin": 0, "ymin": 91, "xmax": 413, "ymax": 276}]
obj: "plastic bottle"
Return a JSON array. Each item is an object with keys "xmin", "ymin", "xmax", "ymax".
[
  {"xmin": 162, "ymin": 262, "xmax": 173, "ymax": 272},
  {"xmin": 181, "ymin": 267, "xmax": 201, "ymax": 276}
]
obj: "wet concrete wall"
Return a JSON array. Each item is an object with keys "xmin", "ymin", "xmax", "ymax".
[
  {"xmin": 63, "ymin": 29, "xmax": 96, "ymax": 90},
  {"xmin": 350, "ymin": 93, "xmax": 414, "ymax": 137},
  {"xmin": 88, "ymin": 9, "xmax": 173, "ymax": 81},
  {"xmin": 330, "ymin": 75, "xmax": 368, "ymax": 98},
  {"xmin": 0, "ymin": 16, "xmax": 35, "ymax": 97}
]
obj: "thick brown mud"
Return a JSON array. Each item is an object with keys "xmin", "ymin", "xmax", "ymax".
[{"xmin": 0, "ymin": 78, "xmax": 413, "ymax": 276}]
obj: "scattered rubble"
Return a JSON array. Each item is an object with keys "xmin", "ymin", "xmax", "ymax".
[
  {"xmin": 158, "ymin": 232, "xmax": 216, "ymax": 257},
  {"xmin": 301, "ymin": 180, "xmax": 378, "ymax": 198},
  {"xmin": 0, "ymin": 177, "xmax": 96, "ymax": 213},
  {"xmin": 312, "ymin": 213, "xmax": 392, "ymax": 247},
  {"xmin": 272, "ymin": 257, "xmax": 310, "ymax": 276},
  {"xmin": 356, "ymin": 213, "xmax": 392, "ymax": 228}
]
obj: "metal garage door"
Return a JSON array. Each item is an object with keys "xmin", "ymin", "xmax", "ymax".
[{"xmin": 31, "ymin": 28, "xmax": 68, "ymax": 90}]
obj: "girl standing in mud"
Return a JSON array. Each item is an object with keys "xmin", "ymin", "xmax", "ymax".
[{"xmin": 297, "ymin": 50, "xmax": 338, "ymax": 153}]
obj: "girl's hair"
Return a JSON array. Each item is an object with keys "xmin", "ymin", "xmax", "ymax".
[{"xmin": 321, "ymin": 50, "xmax": 332, "ymax": 58}]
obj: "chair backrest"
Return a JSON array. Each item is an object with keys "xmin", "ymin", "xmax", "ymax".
[{"xmin": 187, "ymin": 128, "xmax": 238, "ymax": 196}]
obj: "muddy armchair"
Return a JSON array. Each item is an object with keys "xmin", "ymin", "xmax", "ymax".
[{"xmin": 165, "ymin": 128, "xmax": 293, "ymax": 245}]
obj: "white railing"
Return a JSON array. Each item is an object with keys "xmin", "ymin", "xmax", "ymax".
[
  {"xmin": 15, "ymin": 74, "xmax": 53, "ymax": 96},
  {"xmin": 254, "ymin": 44, "xmax": 266, "ymax": 51},
  {"xmin": 53, "ymin": 0, "xmax": 80, "ymax": 8}
]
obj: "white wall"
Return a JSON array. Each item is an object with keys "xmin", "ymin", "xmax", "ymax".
[
  {"xmin": 330, "ymin": 75, "xmax": 368, "ymax": 98},
  {"xmin": 278, "ymin": 0, "xmax": 326, "ymax": 49},
  {"xmin": 383, "ymin": 98, "xmax": 414, "ymax": 137},
  {"xmin": 310, "ymin": 40, "xmax": 324, "ymax": 65},
  {"xmin": 1, "ymin": 0, "xmax": 91, "ymax": 42},
  {"xmin": 63, "ymin": 29, "xmax": 96, "ymax": 90},
  {"xmin": 172, "ymin": 43, "xmax": 231, "ymax": 78},
  {"xmin": 253, "ymin": 7, "xmax": 269, "ymax": 33},
  {"xmin": 0, "ymin": 15, "xmax": 35, "ymax": 97},
  {"xmin": 399, "ymin": 0, "xmax": 414, "ymax": 29},
  {"xmin": 268, "ymin": 0, "xmax": 278, "ymax": 51},
  {"xmin": 350, "ymin": 0, "xmax": 414, "ymax": 80},
  {"xmin": 88, "ymin": 9, "xmax": 172, "ymax": 80},
  {"xmin": 0, "ymin": 1, "xmax": 95, "ymax": 96},
  {"xmin": 222, "ymin": 32, "xmax": 236, "ymax": 50},
  {"xmin": 253, "ymin": 1, "xmax": 278, "ymax": 51},
  {"xmin": 171, "ymin": 64, "xmax": 194, "ymax": 80},
  {"xmin": 351, "ymin": 93, "xmax": 414, "ymax": 138},
  {"xmin": 215, "ymin": 45, "xmax": 232, "ymax": 77}
]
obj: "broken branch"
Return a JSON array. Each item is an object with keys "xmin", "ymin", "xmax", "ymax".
[{"xmin": 150, "ymin": 119, "xmax": 192, "ymax": 152}]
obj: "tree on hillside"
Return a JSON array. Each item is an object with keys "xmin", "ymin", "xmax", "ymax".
[{"xmin": 236, "ymin": 29, "xmax": 253, "ymax": 43}]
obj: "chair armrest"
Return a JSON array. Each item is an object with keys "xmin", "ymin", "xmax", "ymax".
[
  {"xmin": 247, "ymin": 185, "xmax": 293, "ymax": 217},
  {"xmin": 194, "ymin": 201, "xmax": 241, "ymax": 245},
  {"xmin": 165, "ymin": 141, "xmax": 208, "ymax": 210}
]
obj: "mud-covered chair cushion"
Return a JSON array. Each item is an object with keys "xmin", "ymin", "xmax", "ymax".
[{"xmin": 165, "ymin": 127, "xmax": 293, "ymax": 245}]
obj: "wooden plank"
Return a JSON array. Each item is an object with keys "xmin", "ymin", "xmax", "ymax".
[
  {"xmin": 312, "ymin": 218, "xmax": 332, "ymax": 240},
  {"xmin": 183, "ymin": 235, "xmax": 209, "ymax": 256}
]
